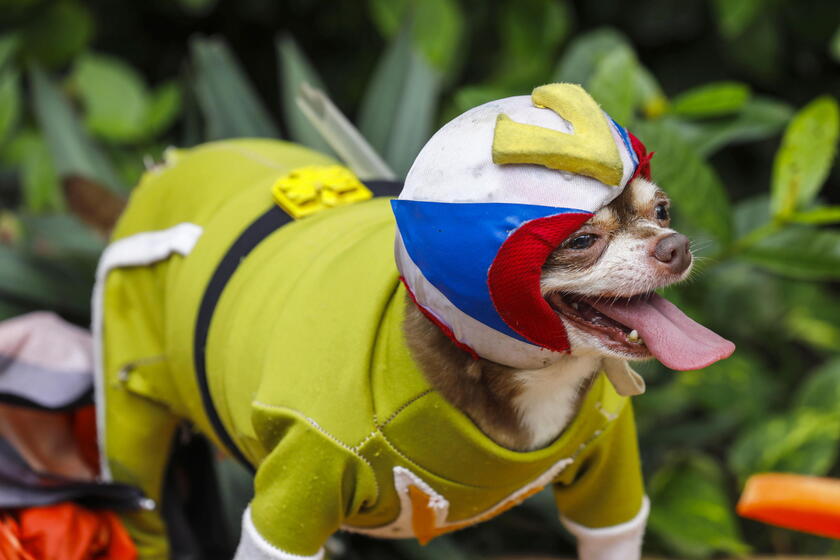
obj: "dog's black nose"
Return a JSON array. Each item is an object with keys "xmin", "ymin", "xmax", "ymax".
[{"xmin": 652, "ymin": 233, "xmax": 691, "ymax": 273}]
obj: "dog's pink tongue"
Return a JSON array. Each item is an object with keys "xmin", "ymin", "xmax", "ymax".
[{"xmin": 589, "ymin": 294, "xmax": 735, "ymax": 371}]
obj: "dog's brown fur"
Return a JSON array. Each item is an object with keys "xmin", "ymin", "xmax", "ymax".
[{"xmin": 404, "ymin": 178, "xmax": 673, "ymax": 451}]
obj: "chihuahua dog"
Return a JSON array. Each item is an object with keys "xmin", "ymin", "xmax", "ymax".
[
  {"xmin": 77, "ymin": 83, "xmax": 736, "ymax": 560},
  {"xmin": 406, "ymin": 177, "xmax": 690, "ymax": 453}
]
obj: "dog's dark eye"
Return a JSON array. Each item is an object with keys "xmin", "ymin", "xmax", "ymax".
[
  {"xmin": 655, "ymin": 203, "xmax": 669, "ymax": 221},
  {"xmin": 567, "ymin": 234, "xmax": 598, "ymax": 250}
]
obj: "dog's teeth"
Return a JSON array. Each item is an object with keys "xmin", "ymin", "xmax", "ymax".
[
  {"xmin": 627, "ymin": 329, "xmax": 640, "ymax": 343},
  {"xmin": 571, "ymin": 302, "xmax": 579, "ymax": 310}
]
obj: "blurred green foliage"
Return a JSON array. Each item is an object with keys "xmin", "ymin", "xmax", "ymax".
[{"xmin": 0, "ymin": 0, "xmax": 838, "ymax": 558}]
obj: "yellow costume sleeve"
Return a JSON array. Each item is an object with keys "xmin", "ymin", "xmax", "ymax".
[
  {"xmin": 552, "ymin": 402, "xmax": 645, "ymax": 528},
  {"xmin": 235, "ymin": 405, "xmax": 379, "ymax": 559}
]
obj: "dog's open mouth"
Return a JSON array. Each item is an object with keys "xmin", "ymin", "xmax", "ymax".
[{"xmin": 547, "ymin": 292, "xmax": 735, "ymax": 370}]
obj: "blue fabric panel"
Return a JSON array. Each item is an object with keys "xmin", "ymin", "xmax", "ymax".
[
  {"xmin": 610, "ymin": 117, "xmax": 638, "ymax": 171},
  {"xmin": 391, "ymin": 200, "xmax": 586, "ymax": 340}
]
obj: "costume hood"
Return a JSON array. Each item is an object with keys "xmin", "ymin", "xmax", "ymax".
[{"xmin": 392, "ymin": 83, "xmax": 652, "ymax": 369}]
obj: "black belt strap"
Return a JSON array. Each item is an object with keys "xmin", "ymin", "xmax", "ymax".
[{"xmin": 192, "ymin": 180, "xmax": 403, "ymax": 471}]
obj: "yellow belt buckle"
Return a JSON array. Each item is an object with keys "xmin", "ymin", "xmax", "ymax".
[{"xmin": 271, "ymin": 165, "xmax": 373, "ymax": 219}]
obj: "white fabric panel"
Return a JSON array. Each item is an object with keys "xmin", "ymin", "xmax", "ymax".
[
  {"xmin": 92, "ymin": 222, "xmax": 203, "ymax": 481},
  {"xmin": 560, "ymin": 495, "xmax": 650, "ymax": 560},
  {"xmin": 401, "ymin": 95, "xmax": 633, "ymax": 212},
  {"xmin": 395, "ymin": 233, "xmax": 562, "ymax": 369},
  {"xmin": 234, "ymin": 506, "xmax": 325, "ymax": 560}
]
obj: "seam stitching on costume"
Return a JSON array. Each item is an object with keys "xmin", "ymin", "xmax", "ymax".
[
  {"xmin": 251, "ymin": 401, "xmax": 380, "ymax": 497},
  {"xmin": 595, "ymin": 401, "xmax": 618, "ymax": 421},
  {"xmin": 374, "ymin": 427, "xmax": 486, "ymax": 490},
  {"xmin": 351, "ymin": 430, "xmax": 377, "ymax": 452},
  {"xmin": 377, "ymin": 389, "xmax": 433, "ymax": 429}
]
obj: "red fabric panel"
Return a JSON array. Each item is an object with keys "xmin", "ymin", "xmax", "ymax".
[
  {"xmin": 488, "ymin": 212, "xmax": 592, "ymax": 353},
  {"xmin": 400, "ymin": 277, "xmax": 480, "ymax": 360},
  {"xmin": 72, "ymin": 406, "xmax": 99, "ymax": 476},
  {"xmin": 628, "ymin": 132, "xmax": 653, "ymax": 181}
]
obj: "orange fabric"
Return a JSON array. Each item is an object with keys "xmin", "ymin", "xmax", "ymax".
[
  {"xmin": 408, "ymin": 482, "xmax": 545, "ymax": 545},
  {"xmin": 0, "ymin": 504, "xmax": 135, "ymax": 560},
  {"xmin": 0, "ymin": 513, "xmax": 35, "ymax": 560},
  {"xmin": 738, "ymin": 473, "xmax": 840, "ymax": 539}
]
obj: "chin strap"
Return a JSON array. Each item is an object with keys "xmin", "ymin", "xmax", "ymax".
[{"xmin": 602, "ymin": 358, "xmax": 646, "ymax": 396}]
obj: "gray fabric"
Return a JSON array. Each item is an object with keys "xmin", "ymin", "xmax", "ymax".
[
  {"xmin": 0, "ymin": 354, "xmax": 92, "ymax": 410},
  {"xmin": 0, "ymin": 438, "xmax": 146, "ymax": 510}
]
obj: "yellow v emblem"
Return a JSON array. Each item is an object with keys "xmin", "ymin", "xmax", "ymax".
[{"xmin": 492, "ymin": 83, "xmax": 624, "ymax": 186}]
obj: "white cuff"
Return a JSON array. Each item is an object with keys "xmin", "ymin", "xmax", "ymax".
[
  {"xmin": 560, "ymin": 496, "xmax": 650, "ymax": 560},
  {"xmin": 234, "ymin": 506, "xmax": 325, "ymax": 560}
]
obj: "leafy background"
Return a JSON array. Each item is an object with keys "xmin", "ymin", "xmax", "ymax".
[{"xmin": 0, "ymin": 0, "xmax": 839, "ymax": 558}]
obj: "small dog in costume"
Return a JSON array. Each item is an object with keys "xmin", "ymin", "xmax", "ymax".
[{"xmin": 93, "ymin": 83, "xmax": 734, "ymax": 559}]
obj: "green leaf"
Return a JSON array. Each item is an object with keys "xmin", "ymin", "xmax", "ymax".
[
  {"xmin": 712, "ymin": 0, "xmax": 764, "ymax": 38},
  {"xmin": 728, "ymin": 409, "xmax": 840, "ymax": 484},
  {"xmin": 635, "ymin": 65, "xmax": 668, "ymax": 119},
  {"xmin": 368, "ymin": 0, "xmax": 464, "ymax": 73},
  {"xmin": 785, "ymin": 307, "xmax": 840, "ymax": 352},
  {"xmin": 634, "ymin": 120, "xmax": 733, "ymax": 244},
  {"xmin": 3, "ymin": 130, "xmax": 62, "ymax": 212},
  {"xmin": 21, "ymin": 136, "xmax": 62, "ymax": 212},
  {"xmin": 72, "ymin": 53, "xmax": 149, "ymax": 143},
  {"xmin": 587, "ymin": 47, "xmax": 638, "ymax": 126},
  {"xmin": 789, "ymin": 206, "xmax": 840, "ymax": 225},
  {"xmin": 553, "ymin": 27, "xmax": 631, "ymax": 85},
  {"xmin": 676, "ymin": 353, "xmax": 778, "ymax": 423},
  {"xmin": 0, "ymin": 69, "xmax": 21, "ymax": 144},
  {"xmin": 358, "ymin": 25, "xmax": 441, "ymax": 177},
  {"xmin": 143, "ymin": 81, "xmax": 182, "ymax": 138},
  {"xmin": 648, "ymin": 453, "xmax": 750, "ymax": 558},
  {"xmin": 782, "ymin": 283, "xmax": 840, "ymax": 352},
  {"xmin": 728, "ymin": 12, "xmax": 780, "ymax": 82},
  {"xmin": 368, "ymin": 0, "xmax": 404, "ymax": 36},
  {"xmin": 831, "ymin": 25, "xmax": 840, "ymax": 62},
  {"xmin": 275, "ymin": 35, "xmax": 335, "ymax": 155},
  {"xmin": 733, "ymin": 194, "xmax": 770, "ymax": 238},
  {"xmin": 20, "ymin": 213, "xmax": 104, "ymax": 259},
  {"xmin": 670, "ymin": 81, "xmax": 750, "ymax": 118},
  {"xmin": 795, "ymin": 358, "xmax": 840, "ymax": 414},
  {"xmin": 743, "ymin": 226, "xmax": 840, "ymax": 280},
  {"xmin": 0, "ymin": 245, "xmax": 92, "ymax": 314},
  {"xmin": 28, "ymin": 66, "xmax": 125, "ymax": 192},
  {"xmin": 20, "ymin": 0, "xmax": 93, "ymax": 68},
  {"xmin": 0, "ymin": 34, "xmax": 19, "ymax": 72},
  {"xmin": 108, "ymin": 146, "xmax": 150, "ymax": 189},
  {"xmin": 190, "ymin": 37, "xmax": 280, "ymax": 140},
  {"xmin": 452, "ymin": 84, "xmax": 515, "ymax": 114},
  {"xmin": 693, "ymin": 97, "xmax": 793, "ymax": 156},
  {"xmin": 771, "ymin": 96, "xmax": 839, "ymax": 218},
  {"xmin": 493, "ymin": 0, "xmax": 571, "ymax": 88}
]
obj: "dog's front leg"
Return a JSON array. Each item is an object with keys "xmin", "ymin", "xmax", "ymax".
[
  {"xmin": 233, "ymin": 407, "xmax": 379, "ymax": 560},
  {"xmin": 552, "ymin": 402, "xmax": 649, "ymax": 560},
  {"xmin": 561, "ymin": 496, "xmax": 649, "ymax": 560}
]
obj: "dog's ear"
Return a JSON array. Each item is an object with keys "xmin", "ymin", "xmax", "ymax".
[{"xmin": 62, "ymin": 175, "xmax": 126, "ymax": 238}]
